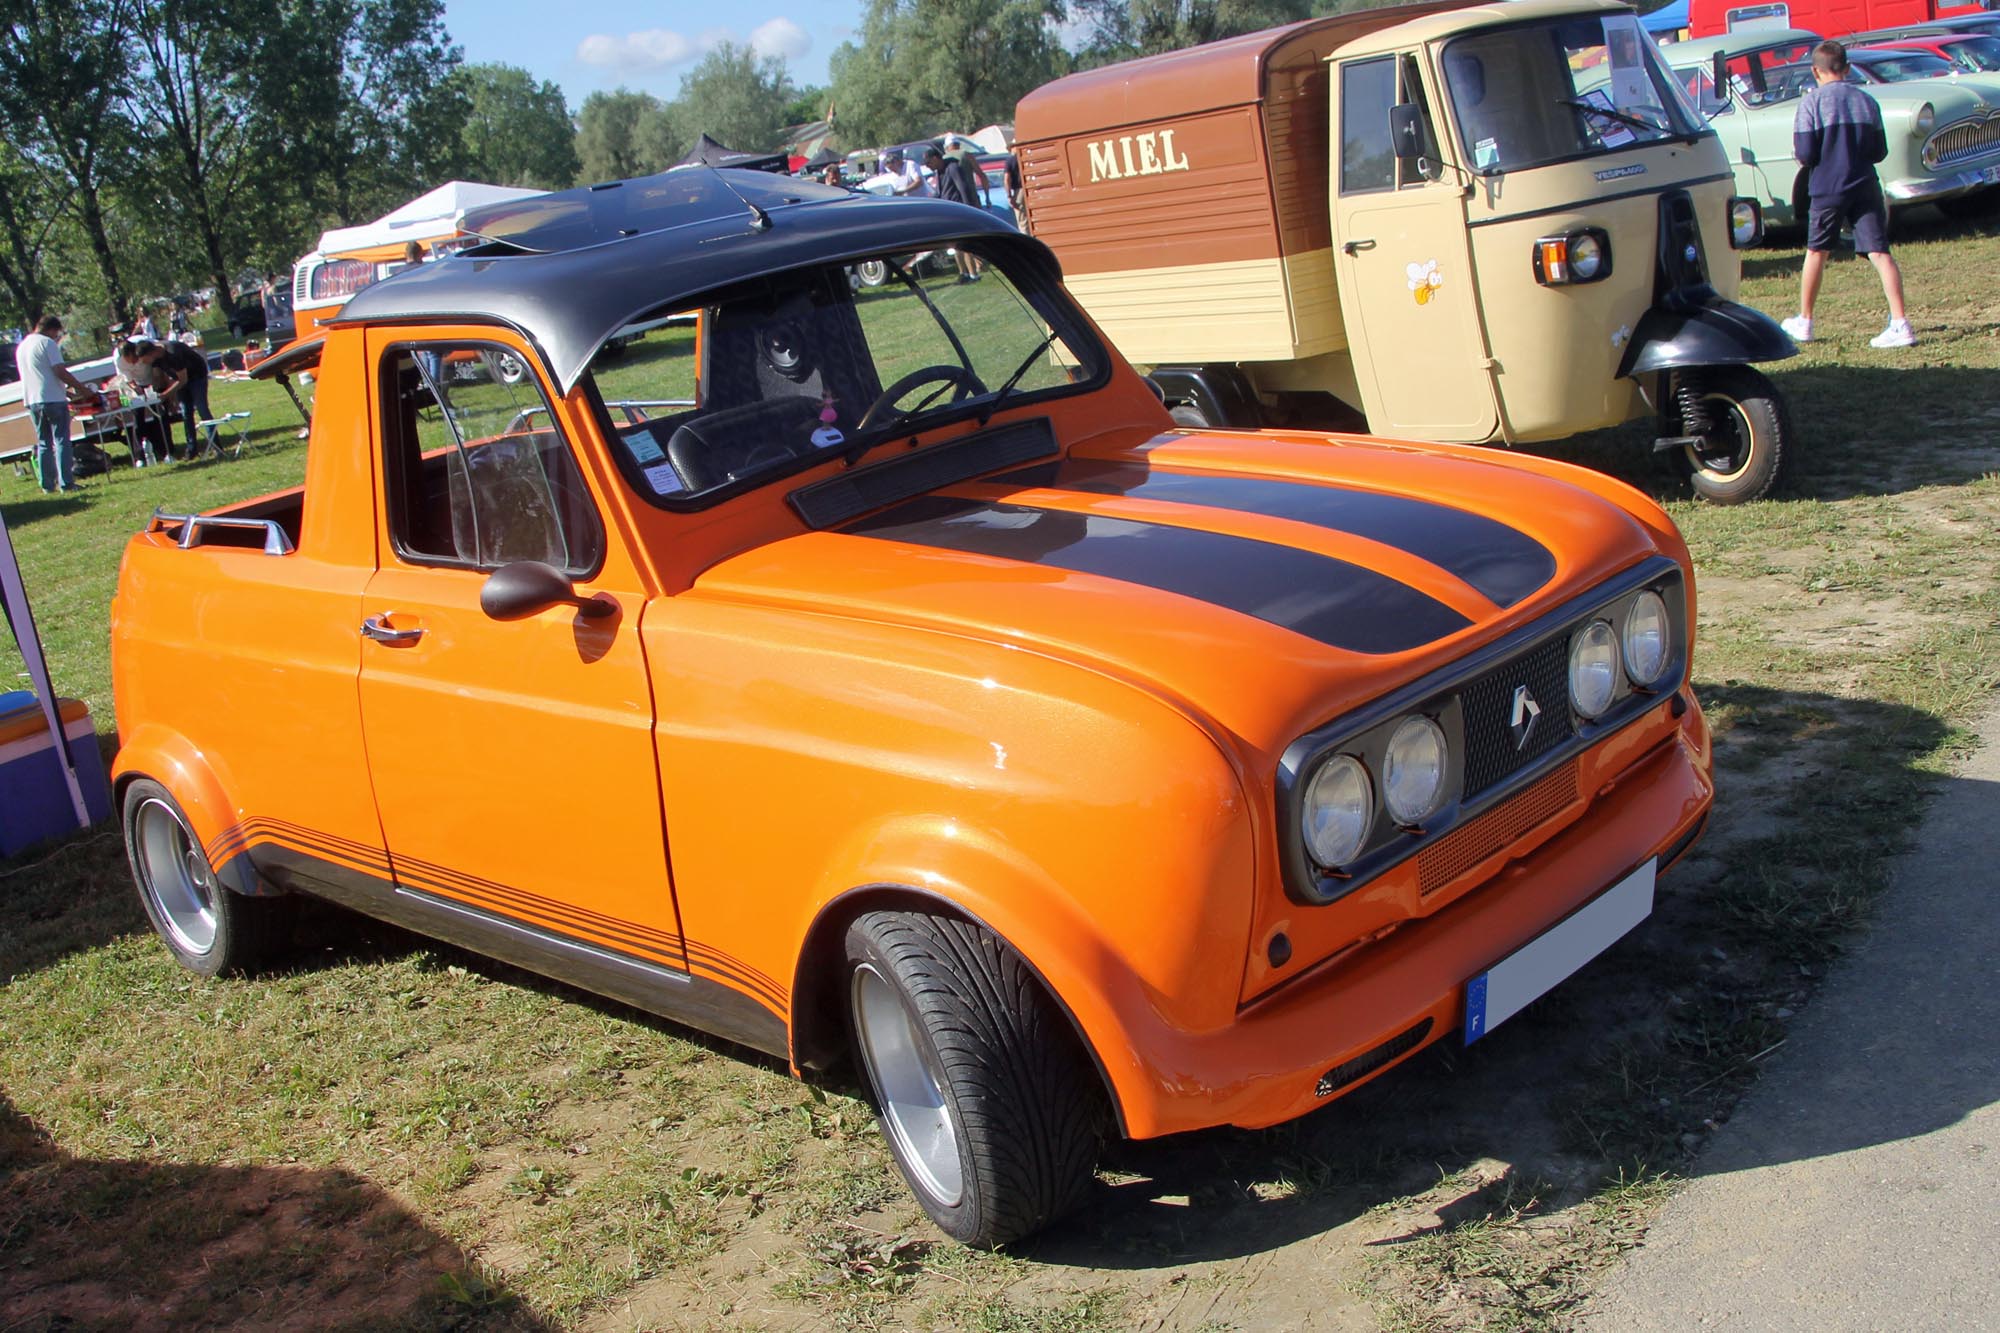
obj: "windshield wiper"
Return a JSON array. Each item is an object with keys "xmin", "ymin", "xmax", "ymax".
[
  {"xmin": 1559, "ymin": 98, "xmax": 1702, "ymax": 146},
  {"xmin": 977, "ymin": 329, "xmax": 1062, "ymax": 428}
]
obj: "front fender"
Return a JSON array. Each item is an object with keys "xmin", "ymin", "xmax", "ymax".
[{"xmin": 1618, "ymin": 295, "xmax": 1797, "ymax": 377}]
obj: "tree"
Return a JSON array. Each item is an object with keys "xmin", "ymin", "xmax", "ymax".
[
  {"xmin": 123, "ymin": 0, "xmax": 271, "ymax": 329},
  {"xmin": 829, "ymin": 0, "xmax": 1067, "ymax": 145},
  {"xmin": 0, "ymin": 144, "xmax": 66, "ymax": 327},
  {"xmin": 668, "ymin": 42, "xmax": 796, "ymax": 153},
  {"xmin": 1072, "ymin": 0, "xmax": 1310, "ymax": 61},
  {"xmin": 0, "ymin": 0, "xmax": 139, "ymax": 324},
  {"xmin": 455, "ymin": 63, "xmax": 579, "ymax": 191},
  {"xmin": 249, "ymin": 0, "xmax": 469, "ymax": 228},
  {"xmin": 576, "ymin": 89, "xmax": 664, "ymax": 182}
]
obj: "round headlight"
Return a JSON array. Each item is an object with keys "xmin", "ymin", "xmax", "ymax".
[
  {"xmin": 1303, "ymin": 755, "xmax": 1373, "ymax": 868},
  {"xmin": 1915, "ymin": 102, "xmax": 1935, "ymax": 137},
  {"xmin": 1383, "ymin": 716, "xmax": 1450, "ymax": 826},
  {"xmin": 1569, "ymin": 231, "xmax": 1606, "ymax": 281},
  {"xmin": 1623, "ymin": 590, "xmax": 1671, "ymax": 687},
  {"xmin": 1729, "ymin": 198, "xmax": 1761, "ymax": 248},
  {"xmin": 1569, "ymin": 619, "xmax": 1620, "ymax": 719}
]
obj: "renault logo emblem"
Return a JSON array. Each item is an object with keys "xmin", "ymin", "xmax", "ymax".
[{"xmin": 1509, "ymin": 685, "xmax": 1541, "ymax": 750}]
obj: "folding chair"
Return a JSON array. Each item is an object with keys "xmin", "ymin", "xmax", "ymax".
[{"xmin": 194, "ymin": 411, "xmax": 250, "ymax": 460}]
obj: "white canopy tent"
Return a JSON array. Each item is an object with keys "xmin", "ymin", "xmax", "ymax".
[{"xmin": 314, "ymin": 181, "xmax": 545, "ymax": 256}]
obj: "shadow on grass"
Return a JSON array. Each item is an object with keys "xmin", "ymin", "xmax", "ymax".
[
  {"xmin": 0, "ymin": 1089, "xmax": 553, "ymax": 1331},
  {"xmin": 0, "ymin": 491, "xmax": 91, "ymax": 528},
  {"xmin": 1017, "ymin": 682, "xmax": 1959, "ymax": 1274}
]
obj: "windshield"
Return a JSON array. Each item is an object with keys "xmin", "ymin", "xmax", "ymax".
[
  {"xmin": 1441, "ymin": 14, "xmax": 1705, "ymax": 173},
  {"xmin": 582, "ymin": 242, "xmax": 1103, "ymax": 504},
  {"xmin": 1851, "ymin": 51, "xmax": 1959, "ymax": 81},
  {"xmin": 1943, "ymin": 36, "xmax": 2000, "ymax": 71}
]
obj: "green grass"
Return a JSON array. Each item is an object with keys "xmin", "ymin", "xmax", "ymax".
[{"xmin": 2, "ymin": 213, "xmax": 1998, "ymax": 1329}]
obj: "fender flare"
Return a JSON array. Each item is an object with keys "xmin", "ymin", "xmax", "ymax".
[
  {"xmin": 1618, "ymin": 296, "xmax": 1797, "ymax": 378},
  {"xmin": 111, "ymin": 725, "xmax": 262, "ymax": 896}
]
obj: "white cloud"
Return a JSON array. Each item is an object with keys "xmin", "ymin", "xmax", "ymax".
[
  {"xmin": 749, "ymin": 17, "xmax": 811, "ymax": 62},
  {"xmin": 575, "ymin": 28, "xmax": 698, "ymax": 72}
]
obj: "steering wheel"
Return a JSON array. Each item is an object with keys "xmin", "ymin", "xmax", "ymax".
[{"xmin": 858, "ymin": 364, "xmax": 986, "ymax": 431}]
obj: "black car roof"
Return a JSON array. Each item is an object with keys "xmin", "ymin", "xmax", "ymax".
[{"xmin": 335, "ymin": 167, "xmax": 1035, "ymax": 393}]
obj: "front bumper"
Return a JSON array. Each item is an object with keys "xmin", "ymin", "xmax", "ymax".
[
  {"xmin": 1884, "ymin": 162, "xmax": 2000, "ymax": 203},
  {"xmin": 1117, "ymin": 689, "xmax": 1711, "ymax": 1137}
]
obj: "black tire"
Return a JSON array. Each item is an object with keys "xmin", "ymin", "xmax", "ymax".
[
  {"xmin": 1169, "ymin": 402, "xmax": 1212, "ymax": 429},
  {"xmin": 1672, "ymin": 365, "xmax": 1791, "ymax": 505},
  {"xmin": 844, "ymin": 910, "xmax": 1103, "ymax": 1247},
  {"xmin": 484, "ymin": 350, "xmax": 528, "ymax": 385},
  {"xmin": 122, "ymin": 778, "xmax": 288, "ymax": 977}
]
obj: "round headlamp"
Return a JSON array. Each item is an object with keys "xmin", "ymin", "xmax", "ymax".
[
  {"xmin": 1383, "ymin": 716, "xmax": 1450, "ymax": 826},
  {"xmin": 1622, "ymin": 590, "xmax": 1671, "ymax": 688},
  {"xmin": 1568, "ymin": 231, "xmax": 1607, "ymax": 281},
  {"xmin": 1915, "ymin": 101, "xmax": 1935, "ymax": 137},
  {"xmin": 1569, "ymin": 619, "xmax": 1620, "ymax": 719},
  {"xmin": 1303, "ymin": 754, "xmax": 1373, "ymax": 868},
  {"xmin": 1729, "ymin": 197, "xmax": 1762, "ymax": 248}
]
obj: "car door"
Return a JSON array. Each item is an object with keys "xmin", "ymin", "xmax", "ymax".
[
  {"xmin": 356, "ymin": 327, "xmax": 686, "ymax": 975},
  {"xmin": 1331, "ymin": 51, "xmax": 1499, "ymax": 441}
]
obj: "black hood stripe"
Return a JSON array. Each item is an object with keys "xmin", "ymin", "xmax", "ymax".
[
  {"xmin": 1003, "ymin": 467, "xmax": 1556, "ymax": 608},
  {"xmin": 846, "ymin": 496, "xmax": 1473, "ymax": 655}
]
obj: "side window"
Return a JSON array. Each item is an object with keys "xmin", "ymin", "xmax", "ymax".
[
  {"xmin": 380, "ymin": 344, "xmax": 605, "ymax": 576},
  {"xmin": 1340, "ymin": 57, "xmax": 1399, "ymax": 195},
  {"xmin": 310, "ymin": 258, "xmax": 378, "ymax": 301}
]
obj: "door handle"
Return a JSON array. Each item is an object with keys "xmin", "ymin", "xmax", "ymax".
[
  {"xmin": 1341, "ymin": 238, "xmax": 1377, "ymax": 255},
  {"xmin": 360, "ymin": 614, "xmax": 424, "ymax": 646}
]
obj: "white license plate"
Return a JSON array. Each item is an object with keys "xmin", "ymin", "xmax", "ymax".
[
  {"xmin": 1463, "ymin": 858, "xmax": 1656, "ymax": 1044},
  {"xmin": 1982, "ymin": 165, "xmax": 2000, "ymax": 186}
]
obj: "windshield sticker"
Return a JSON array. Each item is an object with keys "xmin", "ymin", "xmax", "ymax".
[
  {"xmin": 642, "ymin": 462, "xmax": 684, "ymax": 495},
  {"xmin": 1474, "ymin": 137, "xmax": 1499, "ymax": 171},
  {"xmin": 1595, "ymin": 162, "xmax": 1648, "ymax": 181},
  {"xmin": 1407, "ymin": 259, "xmax": 1444, "ymax": 306},
  {"xmin": 626, "ymin": 425, "xmax": 667, "ymax": 465}
]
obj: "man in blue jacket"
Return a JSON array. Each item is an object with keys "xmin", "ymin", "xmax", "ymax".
[{"xmin": 1783, "ymin": 40, "xmax": 1913, "ymax": 348}]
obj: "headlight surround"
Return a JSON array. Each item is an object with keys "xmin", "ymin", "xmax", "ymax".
[
  {"xmin": 1532, "ymin": 228, "xmax": 1612, "ymax": 285},
  {"xmin": 1622, "ymin": 590, "xmax": 1671, "ymax": 688},
  {"xmin": 1383, "ymin": 715, "xmax": 1450, "ymax": 826},
  {"xmin": 1915, "ymin": 101, "xmax": 1935, "ymax": 137},
  {"xmin": 1569, "ymin": 619, "xmax": 1620, "ymax": 719},
  {"xmin": 1303, "ymin": 754, "xmax": 1373, "ymax": 868},
  {"xmin": 1728, "ymin": 197, "xmax": 1763, "ymax": 249}
]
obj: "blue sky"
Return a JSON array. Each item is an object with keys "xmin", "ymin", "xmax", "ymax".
[{"xmin": 442, "ymin": 0, "xmax": 856, "ymax": 106}]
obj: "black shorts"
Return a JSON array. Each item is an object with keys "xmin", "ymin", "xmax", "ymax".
[{"xmin": 1807, "ymin": 189, "xmax": 1890, "ymax": 255}]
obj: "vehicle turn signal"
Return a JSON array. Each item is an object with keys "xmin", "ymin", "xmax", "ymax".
[{"xmin": 1531, "ymin": 229, "xmax": 1611, "ymax": 285}]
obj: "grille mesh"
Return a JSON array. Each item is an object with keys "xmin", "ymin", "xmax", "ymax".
[
  {"xmin": 1925, "ymin": 114, "xmax": 2000, "ymax": 169},
  {"xmin": 1419, "ymin": 758, "xmax": 1579, "ymax": 896},
  {"xmin": 1460, "ymin": 636, "xmax": 1573, "ymax": 795}
]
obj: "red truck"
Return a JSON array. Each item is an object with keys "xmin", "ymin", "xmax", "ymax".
[{"xmin": 1688, "ymin": 0, "xmax": 1995, "ymax": 38}]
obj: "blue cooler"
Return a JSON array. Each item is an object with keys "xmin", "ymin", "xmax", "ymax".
[{"xmin": 0, "ymin": 691, "xmax": 113, "ymax": 857}]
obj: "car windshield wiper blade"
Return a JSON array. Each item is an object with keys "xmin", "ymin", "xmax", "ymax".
[
  {"xmin": 977, "ymin": 329, "xmax": 1062, "ymax": 427},
  {"xmin": 1558, "ymin": 98, "xmax": 1668, "ymax": 135}
]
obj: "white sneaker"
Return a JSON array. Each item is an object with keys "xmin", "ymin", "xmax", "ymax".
[
  {"xmin": 1780, "ymin": 314, "xmax": 1813, "ymax": 342},
  {"xmin": 1869, "ymin": 319, "xmax": 1915, "ymax": 349}
]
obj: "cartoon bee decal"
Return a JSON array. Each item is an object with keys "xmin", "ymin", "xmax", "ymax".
[{"xmin": 1406, "ymin": 259, "xmax": 1444, "ymax": 306}]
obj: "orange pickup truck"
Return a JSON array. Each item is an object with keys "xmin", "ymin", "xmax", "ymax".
[{"xmin": 110, "ymin": 167, "xmax": 1713, "ymax": 1246}]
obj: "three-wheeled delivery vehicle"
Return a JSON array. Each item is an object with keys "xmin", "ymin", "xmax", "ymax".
[{"xmin": 1015, "ymin": 0, "xmax": 1801, "ymax": 502}]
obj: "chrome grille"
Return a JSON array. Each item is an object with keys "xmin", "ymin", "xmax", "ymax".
[
  {"xmin": 1460, "ymin": 636, "xmax": 1574, "ymax": 795},
  {"xmin": 1924, "ymin": 113, "xmax": 2000, "ymax": 169}
]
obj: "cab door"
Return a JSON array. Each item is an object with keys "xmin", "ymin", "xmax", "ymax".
[
  {"xmin": 1331, "ymin": 52, "xmax": 1500, "ymax": 442},
  {"xmin": 355, "ymin": 328, "xmax": 685, "ymax": 974}
]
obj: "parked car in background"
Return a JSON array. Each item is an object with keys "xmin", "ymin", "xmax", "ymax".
[
  {"xmin": 1857, "ymin": 30, "xmax": 2000, "ymax": 71},
  {"xmin": 1669, "ymin": 27, "xmax": 2000, "ymax": 224}
]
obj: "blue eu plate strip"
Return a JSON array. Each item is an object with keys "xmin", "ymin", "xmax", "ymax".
[{"xmin": 1464, "ymin": 973, "xmax": 1490, "ymax": 1045}]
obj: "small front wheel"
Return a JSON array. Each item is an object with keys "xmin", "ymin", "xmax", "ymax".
[
  {"xmin": 844, "ymin": 910, "xmax": 1103, "ymax": 1247},
  {"xmin": 123, "ymin": 779, "xmax": 288, "ymax": 977},
  {"xmin": 1673, "ymin": 365, "xmax": 1792, "ymax": 505},
  {"xmin": 853, "ymin": 259, "xmax": 890, "ymax": 288}
]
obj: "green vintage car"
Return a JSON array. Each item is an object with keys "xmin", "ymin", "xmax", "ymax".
[{"xmin": 1667, "ymin": 27, "xmax": 2000, "ymax": 227}]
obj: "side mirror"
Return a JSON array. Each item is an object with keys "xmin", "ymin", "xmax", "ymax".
[
  {"xmin": 1710, "ymin": 52, "xmax": 1735, "ymax": 108},
  {"xmin": 1389, "ymin": 103, "xmax": 1426, "ymax": 163},
  {"xmin": 480, "ymin": 560, "xmax": 616, "ymax": 621}
]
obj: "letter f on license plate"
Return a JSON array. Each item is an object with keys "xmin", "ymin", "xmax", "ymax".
[{"xmin": 1463, "ymin": 859, "xmax": 1657, "ymax": 1044}]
